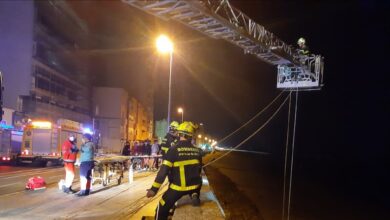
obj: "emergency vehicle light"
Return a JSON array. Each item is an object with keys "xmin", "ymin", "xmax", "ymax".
[
  {"xmin": 83, "ymin": 128, "xmax": 93, "ymax": 135},
  {"xmin": 0, "ymin": 124, "xmax": 14, "ymax": 129},
  {"xmin": 32, "ymin": 121, "xmax": 52, "ymax": 129}
]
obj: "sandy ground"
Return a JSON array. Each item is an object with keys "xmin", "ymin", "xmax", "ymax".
[{"xmin": 203, "ymin": 151, "xmax": 389, "ymax": 220}]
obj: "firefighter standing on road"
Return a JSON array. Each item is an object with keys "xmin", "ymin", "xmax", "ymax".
[
  {"xmin": 146, "ymin": 121, "xmax": 203, "ymax": 220},
  {"xmin": 61, "ymin": 134, "xmax": 78, "ymax": 193},
  {"xmin": 160, "ymin": 121, "xmax": 179, "ymax": 158}
]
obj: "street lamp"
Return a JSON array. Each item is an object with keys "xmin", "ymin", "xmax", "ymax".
[
  {"xmin": 177, "ymin": 107, "xmax": 184, "ymax": 123},
  {"xmin": 156, "ymin": 35, "xmax": 174, "ymax": 128}
]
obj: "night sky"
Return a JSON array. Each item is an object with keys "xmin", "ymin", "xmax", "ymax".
[{"xmin": 69, "ymin": 0, "xmax": 389, "ymax": 205}]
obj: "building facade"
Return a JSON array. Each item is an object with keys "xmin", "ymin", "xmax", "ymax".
[
  {"xmin": 92, "ymin": 87, "xmax": 128, "ymax": 153},
  {"xmin": 127, "ymin": 98, "xmax": 153, "ymax": 143},
  {"xmin": 0, "ymin": 1, "xmax": 91, "ymax": 125}
]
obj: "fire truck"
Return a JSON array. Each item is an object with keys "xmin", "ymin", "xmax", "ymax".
[
  {"xmin": 0, "ymin": 125, "xmax": 23, "ymax": 163},
  {"xmin": 0, "ymin": 127, "xmax": 11, "ymax": 163},
  {"xmin": 18, "ymin": 119, "xmax": 84, "ymax": 166}
]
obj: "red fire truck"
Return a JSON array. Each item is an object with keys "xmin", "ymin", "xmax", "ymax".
[{"xmin": 18, "ymin": 119, "xmax": 84, "ymax": 166}]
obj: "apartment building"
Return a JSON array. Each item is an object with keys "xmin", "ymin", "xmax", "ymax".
[{"xmin": 0, "ymin": 1, "xmax": 91, "ymax": 124}]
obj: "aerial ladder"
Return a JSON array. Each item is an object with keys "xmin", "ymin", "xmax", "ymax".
[{"xmin": 123, "ymin": 0, "xmax": 324, "ymax": 90}]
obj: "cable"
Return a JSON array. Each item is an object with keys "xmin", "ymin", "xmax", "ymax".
[
  {"xmin": 287, "ymin": 88, "xmax": 299, "ymax": 220},
  {"xmin": 203, "ymin": 92, "xmax": 292, "ymax": 168},
  {"xmin": 282, "ymin": 92, "xmax": 292, "ymax": 220},
  {"xmin": 217, "ymin": 90, "xmax": 286, "ymax": 145}
]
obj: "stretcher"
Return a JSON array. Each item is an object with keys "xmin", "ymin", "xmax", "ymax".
[
  {"xmin": 92, "ymin": 154, "xmax": 162, "ymax": 186},
  {"xmin": 93, "ymin": 155, "xmax": 130, "ymax": 186}
]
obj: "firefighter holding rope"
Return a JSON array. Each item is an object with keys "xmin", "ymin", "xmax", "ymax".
[{"xmin": 146, "ymin": 121, "xmax": 202, "ymax": 219}]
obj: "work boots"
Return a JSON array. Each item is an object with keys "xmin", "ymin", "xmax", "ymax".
[
  {"xmin": 62, "ymin": 185, "xmax": 76, "ymax": 194},
  {"xmin": 191, "ymin": 193, "xmax": 201, "ymax": 206},
  {"xmin": 76, "ymin": 189, "xmax": 90, "ymax": 197}
]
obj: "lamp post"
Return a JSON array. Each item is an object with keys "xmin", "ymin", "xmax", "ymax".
[
  {"xmin": 177, "ymin": 107, "xmax": 184, "ymax": 123},
  {"xmin": 156, "ymin": 35, "xmax": 174, "ymax": 128}
]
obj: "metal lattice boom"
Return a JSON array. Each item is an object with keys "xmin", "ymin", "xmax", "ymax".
[{"xmin": 123, "ymin": 0, "xmax": 324, "ymax": 90}]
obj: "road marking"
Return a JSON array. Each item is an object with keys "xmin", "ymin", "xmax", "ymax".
[
  {"xmin": 0, "ymin": 169, "xmax": 65, "ymax": 179},
  {"xmin": 0, "ymin": 167, "xmax": 62, "ymax": 176},
  {"xmin": 0, "ymin": 182, "xmax": 23, "ymax": 188}
]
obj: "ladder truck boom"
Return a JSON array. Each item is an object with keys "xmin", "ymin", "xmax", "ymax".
[{"xmin": 123, "ymin": 0, "xmax": 324, "ymax": 90}]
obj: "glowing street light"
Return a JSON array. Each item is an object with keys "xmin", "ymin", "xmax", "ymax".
[
  {"xmin": 198, "ymin": 134, "xmax": 202, "ymax": 139},
  {"xmin": 156, "ymin": 35, "xmax": 174, "ymax": 128},
  {"xmin": 177, "ymin": 107, "xmax": 184, "ymax": 123},
  {"xmin": 156, "ymin": 35, "xmax": 173, "ymax": 54}
]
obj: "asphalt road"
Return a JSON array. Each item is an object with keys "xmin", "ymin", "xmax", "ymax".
[
  {"xmin": 0, "ymin": 163, "xmax": 161, "ymax": 219},
  {"xmin": 0, "ymin": 165, "xmax": 71, "ymax": 196}
]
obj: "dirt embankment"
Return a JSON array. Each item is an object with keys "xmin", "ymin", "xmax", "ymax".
[{"xmin": 204, "ymin": 165, "xmax": 264, "ymax": 220}]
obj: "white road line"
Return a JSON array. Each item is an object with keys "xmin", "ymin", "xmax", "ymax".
[
  {"xmin": 0, "ymin": 170, "xmax": 64, "ymax": 179},
  {"xmin": 0, "ymin": 182, "xmax": 23, "ymax": 188},
  {"xmin": 0, "ymin": 167, "xmax": 62, "ymax": 176}
]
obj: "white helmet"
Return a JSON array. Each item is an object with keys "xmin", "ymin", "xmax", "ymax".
[{"xmin": 297, "ymin": 37, "xmax": 306, "ymax": 45}]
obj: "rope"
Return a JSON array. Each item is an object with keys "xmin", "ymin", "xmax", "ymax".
[
  {"xmin": 217, "ymin": 90, "xmax": 286, "ymax": 145},
  {"xmin": 203, "ymin": 92, "xmax": 292, "ymax": 168},
  {"xmin": 287, "ymin": 88, "xmax": 299, "ymax": 220},
  {"xmin": 282, "ymin": 91, "xmax": 292, "ymax": 220}
]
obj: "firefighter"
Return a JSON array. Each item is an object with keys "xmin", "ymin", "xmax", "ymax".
[
  {"xmin": 146, "ymin": 121, "xmax": 203, "ymax": 219},
  {"xmin": 77, "ymin": 133, "xmax": 95, "ymax": 196},
  {"xmin": 160, "ymin": 121, "xmax": 179, "ymax": 158},
  {"xmin": 297, "ymin": 37, "xmax": 310, "ymax": 55},
  {"xmin": 61, "ymin": 134, "xmax": 78, "ymax": 193}
]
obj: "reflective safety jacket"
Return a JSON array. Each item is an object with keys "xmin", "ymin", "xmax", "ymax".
[
  {"xmin": 151, "ymin": 140, "xmax": 202, "ymax": 192},
  {"xmin": 160, "ymin": 133, "xmax": 179, "ymax": 157},
  {"xmin": 298, "ymin": 45, "xmax": 310, "ymax": 55},
  {"xmin": 62, "ymin": 140, "xmax": 78, "ymax": 163}
]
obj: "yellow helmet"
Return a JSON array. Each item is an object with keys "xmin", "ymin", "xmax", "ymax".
[
  {"xmin": 177, "ymin": 121, "xmax": 196, "ymax": 136},
  {"xmin": 169, "ymin": 121, "xmax": 179, "ymax": 130}
]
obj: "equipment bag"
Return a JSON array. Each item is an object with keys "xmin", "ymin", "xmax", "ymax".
[{"xmin": 25, "ymin": 176, "xmax": 46, "ymax": 190}]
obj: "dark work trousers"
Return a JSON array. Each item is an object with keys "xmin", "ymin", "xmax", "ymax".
[
  {"xmin": 80, "ymin": 161, "xmax": 94, "ymax": 190},
  {"xmin": 155, "ymin": 187, "xmax": 199, "ymax": 220}
]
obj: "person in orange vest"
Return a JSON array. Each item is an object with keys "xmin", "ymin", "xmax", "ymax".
[{"xmin": 62, "ymin": 134, "xmax": 79, "ymax": 193}]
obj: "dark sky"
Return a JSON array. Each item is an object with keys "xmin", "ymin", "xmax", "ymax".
[{"xmin": 68, "ymin": 0, "xmax": 389, "ymax": 171}]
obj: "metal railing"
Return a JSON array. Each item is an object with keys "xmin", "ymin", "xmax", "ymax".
[{"xmin": 277, "ymin": 55, "xmax": 324, "ymax": 90}]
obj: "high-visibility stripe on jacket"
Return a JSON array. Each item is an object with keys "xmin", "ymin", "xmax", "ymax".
[
  {"xmin": 151, "ymin": 140, "xmax": 202, "ymax": 193},
  {"xmin": 160, "ymin": 133, "xmax": 178, "ymax": 158}
]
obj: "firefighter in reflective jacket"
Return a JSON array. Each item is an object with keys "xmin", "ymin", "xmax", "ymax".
[
  {"xmin": 297, "ymin": 37, "xmax": 310, "ymax": 56},
  {"xmin": 160, "ymin": 121, "xmax": 179, "ymax": 158},
  {"xmin": 146, "ymin": 121, "xmax": 202, "ymax": 219},
  {"xmin": 62, "ymin": 134, "xmax": 79, "ymax": 193}
]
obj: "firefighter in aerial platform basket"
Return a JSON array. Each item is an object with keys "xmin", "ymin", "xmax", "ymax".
[
  {"xmin": 160, "ymin": 121, "xmax": 179, "ymax": 158},
  {"xmin": 146, "ymin": 121, "xmax": 203, "ymax": 220},
  {"xmin": 61, "ymin": 134, "xmax": 79, "ymax": 194},
  {"xmin": 297, "ymin": 37, "xmax": 310, "ymax": 56}
]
